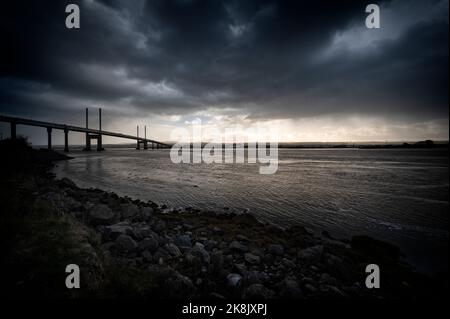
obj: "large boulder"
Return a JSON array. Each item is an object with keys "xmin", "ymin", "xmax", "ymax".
[
  {"xmin": 101, "ymin": 222, "xmax": 134, "ymax": 240},
  {"xmin": 192, "ymin": 242, "xmax": 210, "ymax": 264},
  {"xmin": 121, "ymin": 203, "xmax": 139, "ymax": 219},
  {"xmin": 226, "ymin": 273, "xmax": 242, "ymax": 287},
  {"xmin": 139, "ymin": 236, "xmax": 159, "ymax": 253},
  {"xmin": 115, "ymin": 234, "xmax": 138, "ymax": 253},
  {"xmin": 244, "ymin": 253, "xmax": 261, "ymax": 265},
  {"xmin": 279, "ymin": 277, "xmax": 303, "ymax": 298},
  {"xmin": 165, "ymin": 243, "xmax": 182, "ymax": 258},
  {"xmin": 298, "ymin": 245, "xmax": 324, "ymax": 264},
  {"xmin": 89, "ymin": 204, "xmax": 115, "ymax": 225},
  {"xmin": 140, "ymin": 206, "xmax": 154, "ymax": 220},
  {"xmin": 229, "ymin": 241, "xmax": 248, "ymax": 253},
  {"xmin": 174, "ymin": 234, "xmax": 192, "ymax": 250}
]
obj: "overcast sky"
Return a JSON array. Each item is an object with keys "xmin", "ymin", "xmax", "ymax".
[{"xmin": 0, "ymin": 0, "xmax": 448, "ymax": 144}]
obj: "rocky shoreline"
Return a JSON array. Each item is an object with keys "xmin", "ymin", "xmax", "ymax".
[{"xmin": 0, "ymin": 138, "xmax": 445, "ymax": 299}]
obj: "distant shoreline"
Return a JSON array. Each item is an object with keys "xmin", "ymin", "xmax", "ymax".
[{"xmin": 31, "ymin": 140, "xmax": 449, "ymax": 150}]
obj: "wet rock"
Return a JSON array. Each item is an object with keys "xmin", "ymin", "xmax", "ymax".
[
  {"xmin": 58, "ymin": 177, "xmax": 77, "ymax": 189},
  {"xmin": 192, "ymin": 242, "xmax": 211, "ymax": 264},
  {"xmin": 244, "ymin": 270, "xmax": 262, "ymax": 285},
  {"xmin": 226, "ymin": 273, "xmax": 242, "ymax": 287},
  {"xmin": 149, "ymin": 266, "xmax": 195, "ymax": 298},
  {"xmin": 141, "ymin": 250, "xmax": 153, "ymax": 262},
  {"xmin": 152, "ymin": 219, "xmax": 166, "ymax": 233},
  {"xmin": 154, "ymin": 247, "xmax": 171, "ymax": 262},
  {"xmin": 229, "ymin": 241, "xmax": 248, "ymax": 253},
  {"xmin": 121, "ymin": 203, "xmax": 139, "ymax": 219},
  {"xmin": 233, "ymin": 263, "xmax": 247, "ymax": 275},
  {"xmin": 320, "ymin": 273, "xmax": 337, "ymax": 286},
  {"xmin": 101, "ymin": 222, "xmax": 134, "ymax": 240},
  {"xmin": 268, "ymin": 244, "xmax": 284, "ymax": 256},
  {"xmin": 210, "ymin": 251, "xmax": 224, "ymax": 271},
  {"xmin": 140, "ymin": 206, "xmax": 153, "ymax": 220},
  {"xmin": 304, "ymin": 284, "xmax": 318, "ymax": 294},
  {"xmin": 89, "ymin": 204, "xmax": 115, "ymax": 225},
  {"xmin": 210, "ymin": 292, "xmax": 226, "ymax": 299},
  {"xmin": 244, "ymin": 253, "xmax": 261, "ymax": 265},
  {"xmin": 243, "ymin": 284, "xmax": 275, "ymax": 299},
  {"xmin": 281, "ymin": 258, "xmax": 296, "ymax": 269},
  {"xmin": 115, "ymin": 234, "xmax": 138, "ymax": 253},
  {"xmin": 279, "ymin": 277, "xmax": 303, "ymax": 298},
  {"xmin": 174, "ymin": 234, "xmax": 192, "ymax": 250},
  {"xmin": 139, "ymin": 237, "xmax": 159, "ymax": 253},
  {"xmin": 165, "ymin": 243, "xmax": 182, "ymax": 258},
  {"xmin": 325, "ymin": 253, "xmax": 347, "ymax": 277},
  {"xmin": 135, "ymin": 225, "xmax": 154, "ymax": 239},
  {"xmin": 236, "ymin": 234, "xmax": 250, "ymax": 242},
  {"xmin": 298, "ymin": 245, "xmax": 324, "ymax": 264},
  {"xmin": 320, "ymin": 285, "xmax": 349, "ymax": 299}
]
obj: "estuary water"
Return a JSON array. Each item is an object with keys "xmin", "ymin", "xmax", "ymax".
[{"xmin": 53, "ymin": 147, "xmax": 449, "ymax": 273}]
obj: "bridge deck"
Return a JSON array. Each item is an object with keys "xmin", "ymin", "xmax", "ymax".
[{"xmin": 0, "ymin": 114, "xmax": 169, "ymax": 146}]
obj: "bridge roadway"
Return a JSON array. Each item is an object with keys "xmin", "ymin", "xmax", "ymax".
[{"xmin": 0, "ymin": 114, "xmax": 170, "ymax": 151}]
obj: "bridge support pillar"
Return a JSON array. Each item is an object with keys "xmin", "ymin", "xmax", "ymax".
[
  {"xmin": 84, "ymin": 133, "xmax": 91, "ymax": 151},
  {"xmin": 11, "ymin": 122, "xmax": 16, "ymax": 140},
  {"xmin": 47, "ymin": 127, "xmax": 52, "ymax": 150},
  {"xmin": 97, "ymin": 135, "xmax": 103, "ymax": 151},
  {"xmin": 136, "ymin": 140, "xmax": 141, "ymax": 150},
  {"xmin": 144, "ymin": 141, "xmax": 148, "ymax": 150},
  {"xmin": 64, "ymin": 128, "xmax": 69, "ymax": 152}
]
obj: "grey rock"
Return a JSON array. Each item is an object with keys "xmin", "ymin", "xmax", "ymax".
[
  {"xmin": 192, "ymin": 242, "xmax": 211, "ymax": 264},
  {"xmin": 139, "ymin": 237, "xmax": 159, "ymax": 253},
  {"xmin": 141, "ymin": 206, "xmax": 154, "ymax": 220},
  {"xmin": 268, "ymin": 244, "xmax": 285, "ymax": 256},
  {"xmin": 281, "ymin": 258, "xmax": 296, "ymax": 268},
  {"xmin": 226, "ymin": 273, "xmax": 242, "ymax": 287},
  {"xmin": 211, "ymin": 251, "xmax": 224, "ymax": 270},
  {"xmin": 121, "ymin": 203, "xmax": 139, "ymax": 219},
  {"xmin": 115, "ymin": 234, "xmax": 138, "ymax": 253},
  {"xmin": 174, "ymin": 234, "xmax": 192, "ymax": 249},
  {"xmin": 280, "ymin": 278, "xmax": 303, "ymax": 298},
  {"xmin": 210, "ymin": 292, "xmax": 226, "ymax": 299},
  {"xmin": 229, "ymin": 241, "xmax": 248, "ymax": 252},
  {"xmin": 102, "ymin": 222, "xmax": 134, "ymax": 240},
  {"xmin": 141, "ymin": 250, "xmax": 153, "ymax": 262},
  {"xmin": 244, "ymin": 270, "xmax": 262, "ymax": 285},
  {"xmin": 152, "ymin": 219, "xmax": 166, "ymax": 233},
  {"xmin": 243, "ymin": 284, "xmax": 275, "ymax": 299},
  {"xmin": 165, "ymin": 243, "xmax": 182, "ymax": 257},
  {"xmin": 89, "ymin": 204, "xmax": 115, "ymax": 225},
  {"xmin": 244, "ymin": 253, "xmax": 261, "ymax": 265},
  {"xmin": 135, "ymin": 225, "xmax": 154, "ymax": 239},
  {"xmin": 233, "ymin": 263, "xmax": 247, "ymax": 275},
  {"xmin": 298, "ymin": 245, "xmax": 324, "ymax": 264},
  {"xmin": 236, "ymin": 234, "xmax": 250, "ymax": 242},
  {"xmin": 320, "ymin": 273, "xmax": 337, "ymax": 286},
  {"xmin": 304, "ymin": 284, "xmax": 318, "ymax": 294},
  {"xmin": 320, "ymin": 285, "xmax": 349, "ymax": 299},
  {"xmin": 325, "ymin": 254, "xmax": 347, "ymax": 277}
]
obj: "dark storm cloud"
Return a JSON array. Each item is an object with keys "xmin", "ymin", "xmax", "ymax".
[{"xmin": 0, "ymin": 0, "xmax": 448, "ymax": 123}]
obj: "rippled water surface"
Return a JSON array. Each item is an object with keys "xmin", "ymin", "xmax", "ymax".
[{"xmin": 54, "ymin": 148, "xmax": 449, "ymax": 273}]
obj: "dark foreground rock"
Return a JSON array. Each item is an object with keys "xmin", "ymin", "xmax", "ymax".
[{"xmin": 0, "ymin": 138, "xmax": 447, "ymax": 299}]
